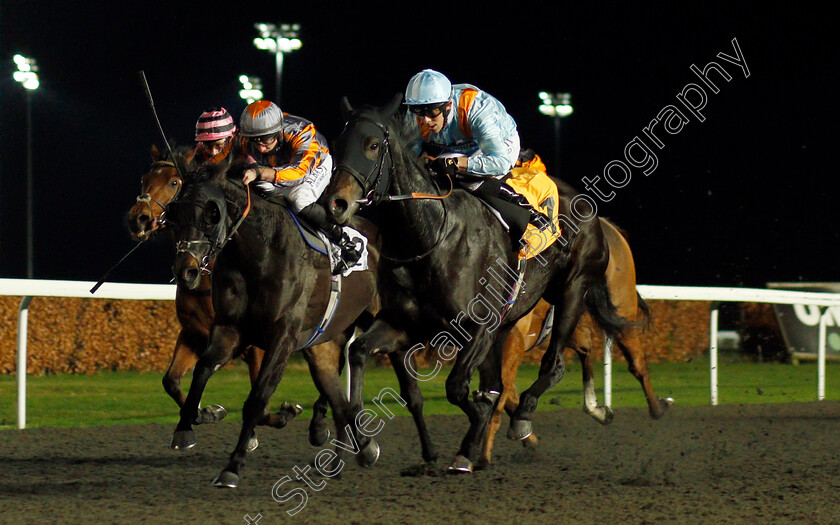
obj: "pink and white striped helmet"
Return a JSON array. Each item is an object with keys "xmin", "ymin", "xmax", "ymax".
[{"xmin": 195, "ymin": 107, "xmax": 236, "ymax": 142}]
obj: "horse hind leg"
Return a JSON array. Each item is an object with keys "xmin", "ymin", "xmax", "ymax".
[
  {"xmin": 447, "ymin": 330, "xmax": 506, "ymax": 473},
  {"xmin": 303, "ymin": 343, "xmax": 343, "ymax": 447},
  {"xmin": 616, "ymin": 334, "xmax": 673, "ymax": 419},
  {"xmin": 509, "ymin": 283, "xmax": 592, "ymax": 441},
  {"xmin": 578, "ymin": 341, "xmax": 614, "ymax": 425},
  {"xmin": 309, "ymin": 395, "xmax": 331, "ymax": 446}
]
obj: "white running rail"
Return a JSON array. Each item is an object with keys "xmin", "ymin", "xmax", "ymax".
[{"xmin": 3, "ymin": 279, "xmax": 840, "ymax": 429}]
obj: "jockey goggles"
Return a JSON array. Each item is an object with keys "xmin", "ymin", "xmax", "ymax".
[
  {"xmin": 249, "ymin": 133, "xmax": 280, "ymax": 146},
  {"xmin": 409, "ymin": 102, "xmax": 447, "ymax": 119}
]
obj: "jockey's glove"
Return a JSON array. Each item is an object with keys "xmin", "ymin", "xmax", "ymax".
[{"xmin": 429, "ymin": 157, "xmax": 458, "ymax": 177}]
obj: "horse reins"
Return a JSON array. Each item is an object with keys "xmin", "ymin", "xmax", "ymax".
[{"xmin": 337, "ymin": 115, "xmax": 454, "ymax": 264}]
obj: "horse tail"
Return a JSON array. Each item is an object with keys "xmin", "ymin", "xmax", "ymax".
[
  {"xmin": 584, "ymin": 280, "xmax": 640, "ymax": 342},
  {"xmin": 635, "ymin": 291, "xmax": 653, "ymax": 331}
]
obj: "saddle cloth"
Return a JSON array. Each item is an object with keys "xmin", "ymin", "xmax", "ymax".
[
  {"xmin": 285, "ymin": 210, "xmax": 369, "ymax": 276},
  {"xmin": 505, "ymin": 167, "xmax": 562, "ymax": 260}
]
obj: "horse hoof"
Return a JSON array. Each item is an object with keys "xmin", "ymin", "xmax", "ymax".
[
  {"xmin": 212, "ymin": 470, "xmax": 239, "ymax": 488},
  {"xmin": 200, "ymin": 404, "xmax": 227, "ymax": 424},
  {"xmin": 600, "ymin": 406, "xmax": 615, "ymax": 426},
  {"xmin": 650, "ymin": 397, "xmax": 674, "ymax": 420},
  {"xmin": 170, "ymin": 430, "xmax": 196, "ymax": 450},
  {"xmin": 309, "ymin": 427, "xmax": 331, "ymax": 447},
  {"xmin": 522, "ymin": 433, "xmax": 539, "ymax": 449},
  {"xmin": 281, "ymin": 402, "xmax": 304, "ymax": 416},
  {"xmin": 447, "ymin": 455, "xmax": 474, "ymax": 474},
  {"xmin": 246, "ymin": 435, "xmax": 260, "ymax": 453},
  {"xmin": 507, "ymin": 419, "xmax": 533, "ymax": 441},
  {"xmin": 356, "ymin": 439, "xmax": 381, "ymax": 468}
]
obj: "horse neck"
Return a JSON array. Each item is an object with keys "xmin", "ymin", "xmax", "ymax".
[
  {"xmin": 385, "ymin": 136, "xmax": 447, "ymax": 251},
  {"xmin": 220, "ymin": 184, "xmax": 297, "ymax": 270}
]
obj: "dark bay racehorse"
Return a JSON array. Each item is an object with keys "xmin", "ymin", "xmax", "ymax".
[
  {"xmin": 323, "ymin": 95, "xmax": 636, "ymax": 472},
  {"xmin": 126, "ymin": 147, "xmax": 305, "ymax": 447},
  {"xmin": 126, "ymin": 146, "xmax": 434, "ymax": 459},
  {"xmin": 166, "ymin": 163, "xmax": 388, "ymax": 487}
]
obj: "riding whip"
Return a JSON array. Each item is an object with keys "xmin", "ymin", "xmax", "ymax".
[
  {"xmin": 137, "ymin": 70, "xmax": 185, "ymax": 180},
  {"xmin": 89, "ymin": 241, "xmax": 145, "ymax": 294},
  {"xmin": 91, "ymin": 72, "xmax": 179, "ymax": 294}
]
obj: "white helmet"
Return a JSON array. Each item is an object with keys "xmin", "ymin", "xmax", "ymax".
[
  {"xmin": 405, "ymin": 69, "xmax": 452, "ymax": 106},
  {"xmin": 239, "ymin": 100, "xmax": 284, "ymax": 137}
]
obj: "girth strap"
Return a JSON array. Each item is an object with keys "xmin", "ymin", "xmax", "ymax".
[
  {"xmin": 301, "ymin": 274, "xmax": 342, "ymax": 348},
  {"xmin": 500, "ymin": 258, "xmax": 527, "ymax": 321}
]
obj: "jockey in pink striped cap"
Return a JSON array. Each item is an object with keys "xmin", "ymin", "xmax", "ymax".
[{"xmin": 193, "ymin": 107, "xmax": 237, "ymax": 165}]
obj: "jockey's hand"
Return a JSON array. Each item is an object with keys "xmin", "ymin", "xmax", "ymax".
[
  {"xmin": 429, "ymin": 157, "xmax": 458, "ymax": 177},
  {"xmin": 242, "ymin": 167, "xmax": 259, "ymax": 186}
]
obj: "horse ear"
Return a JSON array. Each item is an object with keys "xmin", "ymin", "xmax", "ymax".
[
  {"xmin": 340, "ymin": 96, "xmax": 354, "ymax": 120},
  {"xmin": 383, "ymin": 92, "xmax": 403, "ymax": 119},
  {"xmin": 151, "ymin": 144, "xmax": 163, "ymax": 161}
]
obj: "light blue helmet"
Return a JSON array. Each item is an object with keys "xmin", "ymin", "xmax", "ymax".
[{"xmin": 405, "ymin": 69, "xmax": 452, "ymax": 106}]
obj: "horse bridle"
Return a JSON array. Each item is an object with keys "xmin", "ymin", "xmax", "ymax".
[
  {"xmin": 135, "ymin": 160, "xmax": 183, "ymax": 230},
  {"xmin": 335, "ymin": 115, "xmax": 453, "ymax": 263},
  {"xmin": 172, "ymin": 183, "xmax": 252, "ymax": 275},
  {"xmin": 337, "ymin": 116, "xmax": 453, "ymax": 207}
]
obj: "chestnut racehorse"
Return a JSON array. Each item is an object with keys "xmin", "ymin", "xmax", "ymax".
[{"xmin": 481, "ymin": 217, "xmax": 672, "ymax": 468}]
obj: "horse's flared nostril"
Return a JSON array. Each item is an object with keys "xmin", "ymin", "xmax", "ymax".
[
  {"xmin": 330, "ymin": 198, "xmax": 348, "ymax": 217},
  {"xmin": 183, "ymin": 268, "xmax": 200, "ymax": 287}
]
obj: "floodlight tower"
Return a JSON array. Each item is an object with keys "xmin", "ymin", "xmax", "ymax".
[
  {"xmin": 253, "ymin": 23, "xmax": 302, "ymax": 104},
  {"xmin": 238, "ymin": 75, "xmax": 263, "ymax": 104},
  {"xmin": 13, "ymin": 54, "xmax": 40, "ymax": 278},
  {"xmin": 538, "ymin": 92, "xmax": 573, "ymax": 176}
]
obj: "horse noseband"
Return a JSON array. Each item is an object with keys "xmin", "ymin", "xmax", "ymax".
[{"xmin": 175, "ymin": 239, "xmax": 214, "ymax": 274}]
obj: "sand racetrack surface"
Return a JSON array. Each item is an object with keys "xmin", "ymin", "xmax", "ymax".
[{"xmin": 1, "ymin": 401, "xmax": 839, "ymax": 524}]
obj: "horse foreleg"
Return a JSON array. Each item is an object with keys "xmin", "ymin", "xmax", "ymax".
[
  {"xmin": 214, "ymin": 334, "xmax": 294, "ymax": 488},
  {"xmin": 171, "ymin": 324, "xmax": 239, "ymax": 450},
  {"xmin": 388, "ymin": 350, "xmax": 437, "ymax": 463},
  {"xmin": 162, "ymin": 331, "xmax": 200, "ymax": 408},
  {"xmin": 343, "ymin": 320, "xmax": 409, "ymax": 468},
  {"xmin": 479, "ymin": 323, "xmax": 530, "ymax": 470}
]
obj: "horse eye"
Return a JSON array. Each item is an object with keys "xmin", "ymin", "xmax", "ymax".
[
  {"xmin": 206, "ymin": 203, "xmax": 221, "ymax": 225},
  {"xmin": 170, "ymin": 180, "xmax": 179, "ymax": 187}
]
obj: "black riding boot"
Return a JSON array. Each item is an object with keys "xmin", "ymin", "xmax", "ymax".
[
  {"xmin": 497, "ymin": 184, "xmax": 552, "ymax": 230},
  {"xmin": 298, "ymin": 203, "xmax": 363, "ymax": 274}
]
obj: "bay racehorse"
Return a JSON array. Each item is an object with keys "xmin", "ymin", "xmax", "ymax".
[
  {"xmin": 323, "ymin": 95, "xmax": 637, "ymax": 473},
  {"xmin": 166, "ymin": 161, "xmax": 388, "ymax": 488},
  {"xmin": 126, "ymin": 146, "xmax": 435, "ymax": 460}
]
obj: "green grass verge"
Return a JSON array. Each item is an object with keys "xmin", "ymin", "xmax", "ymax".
[{"xmin": 1, "ymin": 354, "xmax": 837, "ymax": 429}]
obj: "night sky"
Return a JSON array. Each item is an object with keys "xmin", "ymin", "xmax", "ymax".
[{"xmin": 1, "ymin": 2, "xmax": 836, "ymax": 288}]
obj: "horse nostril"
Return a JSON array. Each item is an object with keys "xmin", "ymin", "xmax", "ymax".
[
  {"xmin": 183, "ymin": 267, "xmax": 200, "ymax": 288},
  {"xmin": 331, "ymin": 198, "xmax": 348, "ymax": 216}
]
